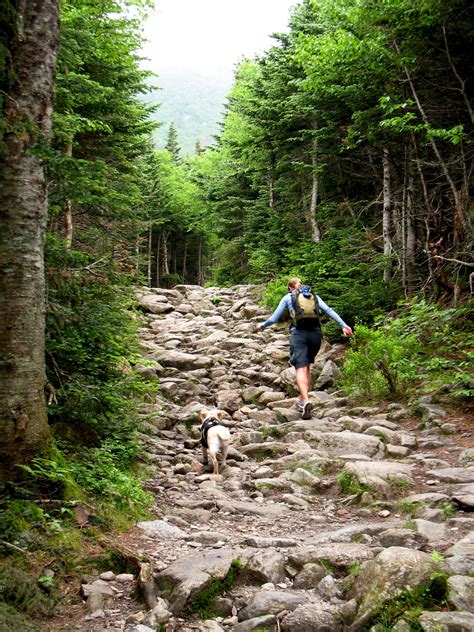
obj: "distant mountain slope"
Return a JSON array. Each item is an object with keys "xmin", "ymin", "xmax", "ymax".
[{"xmin": 146, "ymin": 69, "xmax": 233, "ymax": 155}]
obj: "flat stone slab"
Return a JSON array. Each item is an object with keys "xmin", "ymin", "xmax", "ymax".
[
  {"xmin": 426, "ymin": 467, "xmax": 474, "ymax": 484},
  {"xmin": 243, "ymin": 536, "xmax": 298, "ymax": 548},
  {"xmin": 136, "ymin": 520, "xmax": 187, "ymax": 539},
  {"xmin": 288, "ymin": 542, "xmax": 374, "ymax": 570}
]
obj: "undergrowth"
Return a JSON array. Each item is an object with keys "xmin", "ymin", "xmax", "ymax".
[{"xmin": 340, "ymin": 298, "xmax": 473, "ymax": 402}]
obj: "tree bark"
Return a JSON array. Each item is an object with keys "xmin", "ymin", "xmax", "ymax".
[
  {"xmin": 0, "ymin": 0, "xmax": 59, "ymax": 483},
  {"xmin": 182, "ymin": 236, "xmax": 188, "ymax": 283},
  {"xmin": 382, "ymin": 146, "xmax": 392, "ymax": 282},
  {"xmin": 308, "ymin": 122, "xmax": 322, "ymax": 243},
  {"xmin": 405, "ymin": 155, "xmax": 417, "ymax": 295},
  {"xmin": 155, "ymin": 228, "xmax": 161, "ymax": 288},
  {"xmin": 147, "ymin": 223, "xmax": 152, "ymax": 287},
  {"xmin": 64, "ymin": 141, "xmax": 73, "ymax": 248}
]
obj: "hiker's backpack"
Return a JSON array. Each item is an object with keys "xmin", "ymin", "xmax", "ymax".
[{"xmin": 289, "ymin": 286, "xmax": 321, "ymax": 329}]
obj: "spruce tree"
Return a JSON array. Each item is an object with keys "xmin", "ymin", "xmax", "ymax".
[{"xmin": 165, "ymin": 122, "xmax": 181, "ymax": 163}]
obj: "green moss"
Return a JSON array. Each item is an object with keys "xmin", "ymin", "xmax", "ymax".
[
  {"xmin": 0, "ymin": 564, "xmax": 57, "ymax": 618},
  {"xmin": 188, "ymin": 560, "xmax": 242, "ymax": 618},
  {"xmin": 361, "ymin": 572, "xmax": 449, "ymax": 631},
  {"xmin": 0, "ymin": 602, "xmax": 39, "ymax": 632}
]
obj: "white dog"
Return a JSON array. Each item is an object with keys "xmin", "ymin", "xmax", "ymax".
[{"xmin": 198, "ymin": 408, "xmax": 231, "ymax": 479}]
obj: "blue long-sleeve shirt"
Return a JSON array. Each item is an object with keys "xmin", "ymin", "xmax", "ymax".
[{"xmin": 259, "ymin": 294, "xmax": 347, "ymax": 330}]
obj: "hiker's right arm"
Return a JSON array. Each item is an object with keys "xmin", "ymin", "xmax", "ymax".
[{"xmin": 257, "ymin": 295, "xmax": 290, "ymax": 330}]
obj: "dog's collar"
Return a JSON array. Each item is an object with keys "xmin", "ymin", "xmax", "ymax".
[{"xmin": 202, "ymin": 415, "xmax": 220, "ymax": 424}]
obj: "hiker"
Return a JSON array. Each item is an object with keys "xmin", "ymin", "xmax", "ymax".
[{"xmin": 256, "ymin": 277, "xmax": 352, "ymax": 419}]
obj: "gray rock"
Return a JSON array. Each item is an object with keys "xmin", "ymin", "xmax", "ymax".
[
  {"xmin": 238, "ymin": 590, "xmax": 309, "ymax": 621},
  {"xmin": 426, "ymin": 467, "xmax": 474, "ymax": 484},
  {"xmin": 156, "ymin": 548, "xmax": 237, "ymax": 615},
  {"xmin": 413, "ymin": 519, "xmax": 447, "ymax": 544},
  {"xmin": 377, "ymin": 528, "xmax": 428, "ymax": 549},
  {"xmin": 281, "ymin": 603, "xmax": 342, "ymax": 631},
  {"xmin": 349, "ymin": 547, "xmax": 446, "ymax": 630},
  {"xmin": 81, "ymin": 579, "xmax": 116, "ymax": 598},
  {"xmin": 245, "ymin": 549, "xmax": 287, "ymax": 584},
  {"xmin": 293, "ymin": 563, "xmax": 327, "ymax": 589},
  {"xmin": 136, "ymin": 520, "xmax": 187, "ymax": 540},
  {"xmin": 288, "ymin": 542, "xmax": 373, "ymax": 570},
  {"xmin": 243, "ymin": 536, "xmax": 298, "ymax": 548},
  {"xmin": 304, "ymin": 430, "xmax": 384, "ymax": 458},
  {"xmin": 459, "ymin": 449, "xmax": 474, "ymax": 465},
  {"xmin": 342, "ymin": 461, "xmax": 414, "ymax": 498},
  {"xmin": 447, "ymin": 575, "xmax": 474, "ymax": 612},
  {"xmin": 232, "ymin": 614, "xmax": 277, "ymax": 631},
  {"xmin": 418, "ymin": 610, "xmax": 474, "ymax": 631},
  {"xmin": 155, "ymin": 349, "xmax": 213, "ymax": 370}
]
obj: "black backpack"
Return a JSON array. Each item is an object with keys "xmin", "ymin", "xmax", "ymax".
[{"xmin": 289, "ymin": 286, "xmax": 321, "ymax": 329}]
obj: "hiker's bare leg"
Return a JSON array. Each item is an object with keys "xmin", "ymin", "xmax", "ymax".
[{"xmin": 295, "ymin": 366, "xmax": 311, "ymax": 401}]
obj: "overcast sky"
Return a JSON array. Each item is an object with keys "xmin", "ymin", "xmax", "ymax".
[{"xmin": 141, "ymin": 0, "xmax": 298, "ymax": 76}]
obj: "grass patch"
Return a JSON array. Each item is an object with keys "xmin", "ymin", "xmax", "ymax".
[
  {"xmin": 396, "ymin": 500, "xmax": 422, "ymax": 516},
  {"xmin": 258, "ymin": 425, "xmax": 285, "ymax": 439},
  {"xmin": 337, "ymin": 470, "xmax": 371, "ymax": 495},
  {"xmin": 385, "ymin": 476, "xmax": 413, "ymax": 493},
  {"xmin": 188, "ymin": 560, "xmax": 242, "ymax": 618},
  {"xmin": 440, "ymin": 502, "xmax": 455, "ymax": 519}
]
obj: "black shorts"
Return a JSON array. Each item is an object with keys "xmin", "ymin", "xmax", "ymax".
[{"xmin": 289, "ymin": 328, "xmax": 322, "ymax": 369}]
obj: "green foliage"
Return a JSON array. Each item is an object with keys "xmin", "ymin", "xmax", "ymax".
[
  {"xmin": 395, "ymin": 500, "xmax": 422, "ymax": 516},
  {"xmin": 0, "ymin": 601, "xmax": 38, "ymax": 632},
  {"xmin": 337, "ymin": 470, "xmax": 371, "ymax": 495},
  {"xmin": 341, "ymin": 323, "xmax": 420, "ymax": 399},
  {"xmin": 164, "ymin": 122, "xmax": 181, "ymax": 162},
  {"xmin": 341, "ymin": 299, "xmax": 474, "ymax": 401},
  {"xmin": 362, "ymin": 572, "xmax": 449, "ymax": 631},
  {"xmin": 0, "ymin": 565, "xmax": 57, "ymax": 619},
  {"xmin": 188, "ymin": 560, "xmax": 242, "ymax": 618}
]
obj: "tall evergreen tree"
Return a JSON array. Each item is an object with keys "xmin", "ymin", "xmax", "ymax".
[{"xmin": 165, "ymin": 121, "xmax": 181, "ymax": 163}]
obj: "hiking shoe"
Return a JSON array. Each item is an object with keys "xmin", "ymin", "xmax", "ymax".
[{"xmin": 297, "ymin": 400, "xmax": 313, "ymax": 419}]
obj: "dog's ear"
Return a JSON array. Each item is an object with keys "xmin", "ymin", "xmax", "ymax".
[
  {"xmin": 216, "ymin": 409, "xmax": 225, "ymax": 420},
  {"xmin": 199, "ymin": 409, "xmax": 208, "ymax": 422}
]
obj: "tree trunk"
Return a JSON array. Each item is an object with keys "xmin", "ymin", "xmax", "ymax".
[
  {"xmin": 197, "ymin": 236, "xmax": 203, "ymax": 286},
  {"xmin": 405, "ymin": 151, "xmax": 417, "ymax": 296},
  {"xmin": 0, "ymin": 0, "xmax": 59, "ymax": 483},
  {"xmin": 382, "ymin": 146, "xmax": 392, "ymax": 282},
  {"xmin": 182, "ymin": 236, "xmax": 188, "ymax": 283},
  {"xmin": 155, "ymin": 229, "xmax": 161, "ymax": 288},
  {"xmin": 162, "ymin": 232, "xmax": 169, "ymax": 276},
  {"xmin": 65, "ymin": 141, "xmax": 73, "ymax": 248},
  {"xmin": 395, "ymin": 41, "xmax": 462, "ymax": 213},
  {"xmin": 308, "ymin": 122, "xmax": 321, "ymax": 242},
  {"xmin": 147, "ymin": 223, "xmax": 152, "ymax": 287}
]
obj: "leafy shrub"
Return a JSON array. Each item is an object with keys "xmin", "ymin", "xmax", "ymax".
[
  {"xmin": 341, "ymin": 324, "xmax": 420, "ymax": 398},
  {"xmin": 340, "ymin": 299, "xmax": 473, "ymax": 401}
]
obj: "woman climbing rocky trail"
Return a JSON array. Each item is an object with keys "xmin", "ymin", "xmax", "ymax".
[{"xmin": 57, "ymin": 284, "xmax": 474, "ymax": 632}]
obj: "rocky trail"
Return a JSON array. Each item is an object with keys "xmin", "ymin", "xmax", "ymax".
[{"xmin": 55, "ymin": 285, "xmax": 474, "ymax": 632}]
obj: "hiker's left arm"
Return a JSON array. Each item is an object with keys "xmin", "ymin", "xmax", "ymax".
[
  {"xmin": 257, "ymin": 295, "xmax": 290, "ymax": 330},
  {"xmin": 317, "ymin": 296, "xmax": 352, "ymax": 335}
]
